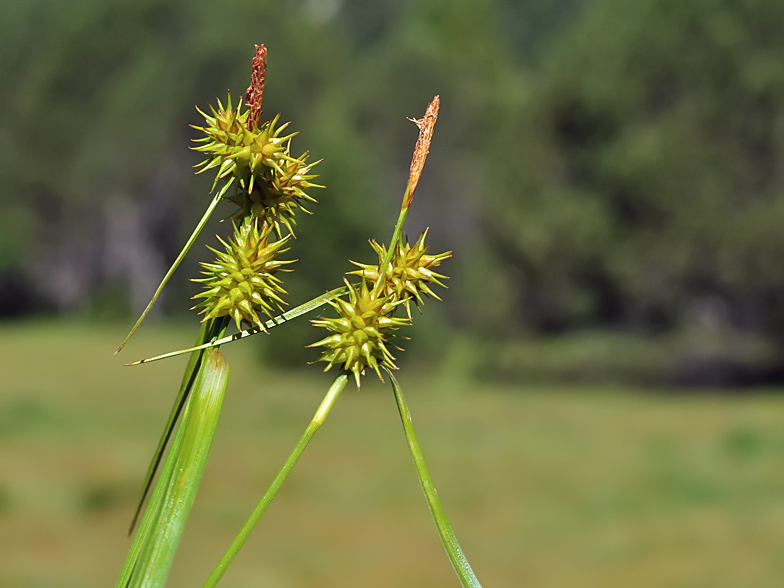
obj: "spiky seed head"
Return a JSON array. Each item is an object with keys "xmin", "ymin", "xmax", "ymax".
[
  {"xmin": 230, "ymin": 150, "xmax": 323, "ymax": 237},
  {"xmin": 191, "ymin": 93, "xmax": 248, "ymax": 187},
  {"xmin": 348, "ymin": 229, "xmax": 451, "ymax": 316},
  {"xmin": 191, "ymin": 220, "xmax": 295, "ymax": 331},
  {"xmin": 309, "ymin": 278, "xmax": 409, "ymax": 387},
  {"xmin": 237, "ymin": 114, "xmax": 298, "ymax": 189},
  {"xmin": 192, "ymin": 96, "xmax": 296, "ymax": 194},
  {"xmin": 269, "ymin": 151, "xmax": 323, "ymax": 204}
]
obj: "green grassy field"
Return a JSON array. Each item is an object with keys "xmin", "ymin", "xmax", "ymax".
[{"xmin": 2, "ymin": 321, "xmax": 784, "ymax": 587}]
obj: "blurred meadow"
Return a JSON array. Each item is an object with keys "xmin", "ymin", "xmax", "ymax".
[
  {"xmin": 4, "ymin": 0, "xmax": 784, "ymax": 586},
  {"xmin": 4, "ymin": 323, "xmax": 784, "ymax": 587}
]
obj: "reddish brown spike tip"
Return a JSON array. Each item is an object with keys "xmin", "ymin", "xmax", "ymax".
[
  {"xmin": 405, "ymin": 95, "xmax": 439, "ymax": 208},
  {"xmin": 246, "ymin": 44, "xmax": 267, "ymax": 131}
]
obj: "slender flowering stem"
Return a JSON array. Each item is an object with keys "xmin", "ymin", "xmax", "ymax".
[
  {"xmin": 386, "ymin": 370, "xmax": 482, "ymax": 588},
  {"xmin": 382, "ymin": 201, "xmax": 411, "ymax": 278},
  {"xmin": 202, "ymin": 373, "xmax": 349, "ymax": 588},
  {"xmin": 125, "ymin": 286, "xmax": 349, "ymax": 366}
]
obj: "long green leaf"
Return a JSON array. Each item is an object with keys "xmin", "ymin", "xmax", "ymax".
[
  {"xmin": 116, "ymin": 185, "xmax": 231, "ymax": 354},
  {"xmin": 127, "ymin": 348, "xmax": 230, "ymax": 588},
  {"xmin": 125, "ymin": 286, "xmax": 349, "ymax": 366},
  {"xmin": 387, "ymin": 370, "xmax": 482, "ymax": 588},
  {"xmin": 127, "ymin": 318, "xmax": 213, "ymax": 535},
  {"xmin": 115, "ymin": 396, "xmax": 189, "ymax": 588}
]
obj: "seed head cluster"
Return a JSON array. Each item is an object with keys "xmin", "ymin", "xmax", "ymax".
[
  {"xmin": 192, "ymin": 220, "xmax": 293, "ymax": 332},
  {"xmin": 309, "ymin": 278, "xmax": 409, "ymax": 387},
  {"xmin": 309, "ymin": 231, "xmax": 450, "ymax": 387},
  {"xmin": 191, "ymin": 49, "xmax": 323, "ymax": 333},
  {"xmin": 348, "ymin": 229, "xmax": 451, "ymax": 317},
  {"xmin": 192, "ymin": 96, "xmax": 322, "ymax": 236},
  {"xmin": 190, "ymin": 48, "xmax": 446, "ymax": 388}
]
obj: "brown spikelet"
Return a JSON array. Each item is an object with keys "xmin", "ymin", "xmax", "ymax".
[
  {"xmin": 246, "ymin": 44, "xmax": 267, "ymax": 131},
  {"xmin": 405, "ymin": 95, "xmax": 439, "ymax": 208}
]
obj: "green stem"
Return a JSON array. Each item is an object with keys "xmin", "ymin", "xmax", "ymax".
[
  {"xmin": 125, "ymin": 286, "xmax": 349, "ymax": 366},
  {"xmin": 386, "ymin": 370, "xmax": 482, "ymax": 588},
  {"xmin": 380, "ymin": 184, "xmax": 412, "ymax": 275},
  {"xmin": 202, "ymin": 373, "xmax": 349, "ymax": 588},
  {"xmin": 127, "ymin": 316, "xmax": 231, "ymax": 532},
  {"xmin": 129, "ymin": 349, "xmax": 230, "ymax": 588}
]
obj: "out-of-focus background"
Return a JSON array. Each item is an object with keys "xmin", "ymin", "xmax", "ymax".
[{"xmin": 3, "ymin": 0, "xmax": 784, "ymax": 586}]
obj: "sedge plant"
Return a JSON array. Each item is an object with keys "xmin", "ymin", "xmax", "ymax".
[{"xmin": 115, "ymin": 44, "xmax": 482, "ymax": 588}]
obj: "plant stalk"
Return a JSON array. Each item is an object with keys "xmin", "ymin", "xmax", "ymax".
[
  {"xmin": 115, "ymin": 398, "xmax": 188, "ymax": 588},
  {"xmin": 128, "ymin": 318, "xmax": 213, "ymax": 534},
  {"xmin": 387, "ymin": 370, "xmax": 482, "ymax": 588},
  {"xmin": 202, "ymin": 373, "xmax": 349, "ymax": 588}
]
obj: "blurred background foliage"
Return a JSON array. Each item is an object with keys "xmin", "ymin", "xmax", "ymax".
[
  {"xmin": 3, "ymin": 0, "xmax": 784, "ymax": 385},
  {"xmin": 7, "ymin": 3, "xmax": 784, "ymax": 587}
]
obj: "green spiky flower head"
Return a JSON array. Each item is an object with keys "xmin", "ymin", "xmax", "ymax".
[
  {"xmin": 309, "ymin": 278, "xmax": 409, "ymax": 387},
  {"xmin": 192, "ymin": 220, "xmax": 294, "ymax": 331},
  {"xmin": 233, "ymin": 149, "xmax": 323, "ymax": 237},
  {"xmin": 349, "ymin": 229, "xmax": 451, "ymax": 316},
  {"xmin": 192, "ymin": 95, "xmax": 296, "ymax": 194}
]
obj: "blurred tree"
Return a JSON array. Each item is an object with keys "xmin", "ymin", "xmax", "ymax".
[
  {"xmin": 0, "ymin": 0, "xmax": 527, "ymax": 351},
  {"xmin": 485, "ymin": 0, "xmax": 784, "ymax": 347},
  {"xmin": 0, "ymin": 0, "xmax": 384, "ymax": 318},
  {"xmin": 7, "ymin": 0, "xmax": 784, "ymax": 382}
]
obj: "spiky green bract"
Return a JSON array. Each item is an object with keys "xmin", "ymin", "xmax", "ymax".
[
  {"xmin": 191, "ymin": 94, "xmax": 295, "ymax": 193},
  {"xmin": 309, "ymin": 278, "xmax": 409, "ymax": 387},
  {"xmin": 192, "ymin": 220, "xmax": 294, "ymax": 331},
  {"xmin": 349, "ymin": 229, "xmax": 451, "ymax": 316}
]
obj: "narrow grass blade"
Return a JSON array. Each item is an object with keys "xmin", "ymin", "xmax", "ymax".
[
  {"xmin": 126, "ymin": 348, "xmax": 230, "ymax": 588},
  {"xmin": 387, "ymin": 370, "xmax": 482, "ymax": 588},
  {"xmin": 126, "ymin": 286, "xmax": 349, "ymax": 366},
  {"xmin": 116, "ymin": 187, "xmax": 229, "ymax": 354},
  {"xmin": 127, "ymin": 318, "xmax": 214, "ymax": 535},
  {"xmin": 202, "ymin": 373, "xmax": 349, "ymax": 588}
]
